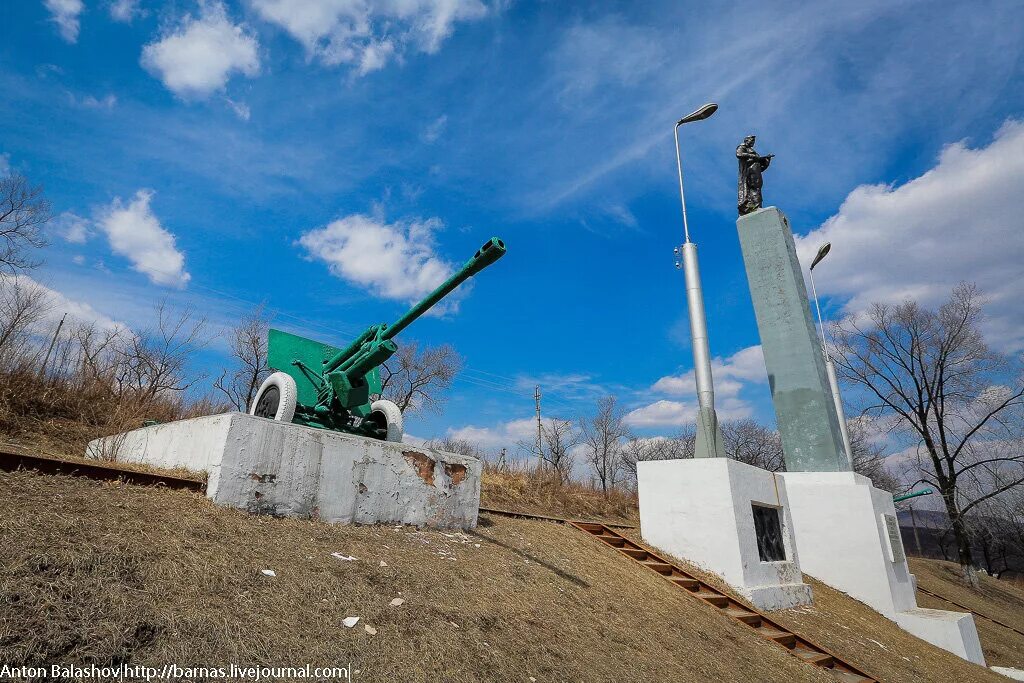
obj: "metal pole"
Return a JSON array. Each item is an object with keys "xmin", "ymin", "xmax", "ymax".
[
  {"xmin": 674, "ymin": 124, "xmax": 691, "ymax": 244},
  {"xmin": 809, "ymin": 269, "xmax": 827, "ymax": 361},
  {"xmin": 674, "ymin": 123, "xmax": 714, "ymax": 412},
  {"xmin": 682, "ymin": 243, "xmax": 714, "ymax": 411},
  {"xmin": 39, "ymin": 312, "xmax": 67, "ymax": 379}
]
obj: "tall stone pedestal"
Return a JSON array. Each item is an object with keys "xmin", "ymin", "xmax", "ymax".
[
  {"xmin": 87, "ymin": 412, "xmax": 481, "ymax": 529},
  {"xmin": 783, "ymin": 471, "xmax": 985, "ymax": 664},
  {"xmin": 736, "ymin": 207, "xmax": 848, "ymax": 472},
  {"xmin": 637, "ymin": 458, "xmax": 812, "ymax": 610}
]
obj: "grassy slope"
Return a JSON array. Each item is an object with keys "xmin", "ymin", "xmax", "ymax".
[
  {"xmin": 1, "ymin": 471, "xmax": 830, "ymax": 683},
  {"xmin": 910, "ymin": 557, "xmax": 1024, "ymax": 668},
  {"xmin": 1, "ymin": 469, "xmax": 1020, "ymax": 682}
]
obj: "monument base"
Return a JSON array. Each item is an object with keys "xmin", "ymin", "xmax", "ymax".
[
  {"xmin": 637, "ymin": 458, "xmax": 812, "ymax": 611},
  {"xmin": 782, "ymin": 471, "xmax": 985, "ymax": 664},
  {"xmin": 86, "ymin": 412, "xmax": 481, "ymax": 529}
]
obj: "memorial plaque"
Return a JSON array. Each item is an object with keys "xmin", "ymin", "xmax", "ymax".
[
  {"xmin": 752, "ymin": 504, "xmax": 786, "ymax": 562},
  {"xmin": 882, "ymin": 514, "xmax": 906, "ymax": 563}
]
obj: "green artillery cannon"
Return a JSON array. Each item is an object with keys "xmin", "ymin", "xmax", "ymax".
[{"xmin": 249, "ymin": 237, "xmax": 507, "ymax": 442}]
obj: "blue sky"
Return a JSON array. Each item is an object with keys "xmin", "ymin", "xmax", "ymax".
[{"xmin": 3, "ymin": 0, "xmax": 1023, "ymax": 453}]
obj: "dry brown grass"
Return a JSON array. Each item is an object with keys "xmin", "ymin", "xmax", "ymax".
[
  {"xmin": 617, "ymin": 530, "xmax": 1011, "ymax": 683},
  {"xmin": 0, "ymin": 366, "xmax": 231, "ymax": 467},
  {"xmin": 480, "ymin": 465, "xmax": 639, "ymax": 526},
  {"xmin": 0, "ymin": 470, "xmax": 840, "ymax": 683},
  {"xmin": 910, "ymin": 557, "xmax": 1024, "ymax": 668}
]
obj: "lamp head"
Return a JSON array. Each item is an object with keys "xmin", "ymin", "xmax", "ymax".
[
  {"xmin": 810, "ymin": 242, "xmax": 831, "ymax": 270},
  {"xmin": 676, "ymin": 102, "xmax": 718, "ymax": 127}
]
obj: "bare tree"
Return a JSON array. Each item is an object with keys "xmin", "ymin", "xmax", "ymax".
[
  {"xmin": 539, "ymin": 418, "xmax": 580, "ymax": 483},
  {"xmin": 621, "ymin": 425, "xmax": 696, "ymax": 483},
  {"xmin": 0, "ymin": 276, "xmax": 50, "ymax": 364},
  {"xmin": 113, "ymin": 301, "xmax": 208, "ymax": 404},
  {"xmin": 721, "ymin": 418, "xmax": 785, "ymax": 471},
  {"xmin": 846, "ymin": 417, "xmax": 900, "ymax": 492},
  {"xmin": 428, "ymin": 435, "xmax": 486, "ymax": 459},
  {"xmin": 214, "ymin": 306, "xmax": 272, "ymax": 411},
  {"xmin": 833, "ymin": 283, "xmax": 1024, "ymax": 583},
  {"xmin": 0, "ymin": 174, "xmax": 50, "ymax": 272},
  {"xmin": 379, "ymin": 341, "xmax": 462, "ymax": 415},
  {"xmin": 580, "ymin": 395, "xmax": 631, "ymax": 496}
]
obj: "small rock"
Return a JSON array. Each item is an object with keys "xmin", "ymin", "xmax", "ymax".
[
  {"xmin": 261, "ymin": 569, "xmax": 276, "ymax": 577},
  {"xmin": 530, "ymin": 678, "xmax": 536, "ymax": 682},
  {"xmin": 474, "ymin": 543, "xmax": 480, "ymax": 548},
  {"xmin": 364, "ymin": 625, "xmax": 377, "ymax": 635},
  {"xmin": 390, "ymin": 598, "xmax": 405, "ymax": 607},
  {"xmin": 379, "ymin": 560, "xmax": 388, "ymax": 567},
  {"xmin": 342, "ymin": 616, "xmax": 360, "ymax": 628}
]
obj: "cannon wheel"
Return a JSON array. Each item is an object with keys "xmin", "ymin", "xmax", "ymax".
[
  {"xmin": 250, "ymin": 372, "xmax": 297, "ymax": 423},
  {"xmin": 367, "ymin": 399, "xmax": 403, "ymax": 442}
]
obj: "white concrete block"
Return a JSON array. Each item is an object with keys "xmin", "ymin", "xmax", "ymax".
[
  {"xmin": 87, "ymin": 412, "xmax": 481, "ymax": 529},
  {"xmin": 637, "ymin": 458, "xmax": 812, "ymax": 611},
  {"xmin": 895, "ymin": 608, "xmax": 985, "ymax": 665},
  {"xmin": 992, "ymin": 666, "xmax": 1024, "ymax": 681},
  {"xmin": 782, "ymin": 470, "xmax": 986, "ymax": 665}
]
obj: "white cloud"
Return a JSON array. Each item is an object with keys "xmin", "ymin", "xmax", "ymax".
[
  {"xmin": 298, "ymin": 213, "xmax": 456, "ymax": 303},
  {"xmin": 109, "ymin": 0, "xmax": 139, "ymax": 22},
  {"xmin": 626, "ymin": 345, "xmax": 767, "ymax": 429},
  {"xmin": 794, "ymin": 119, "xmax": 1024, "ymax": 352},
  {"xmin": 421, "ymin": 114, "xmax": 447, "ymax": 143},
  {"xmin": 141, "ymin": 1, "xmax": 260, "ymax": 99},
  {"xmin": 96, "ymin": 190, "xmax": 191, "ymax": 288},
  {"xmin": 224, "ymin": 96, "xmax": 251, "ymax": 120},
  {"xmin": 249, "ymin": 0, "xmax": 488, "ymax": 75},
  {"xmin": 651, "ymin": 345, "xmax": 767, "ymax": 395},
  {"xmin": 44, "ymin": 0, "xmax": 84, "ymax": 43},
  {"xmin": 1, "ymin": 274, "xmax": 123, "ymax": 333},
  {"xmin": 447, "ymin": 417, "xmax": 552, "ymax": 450},
  {"xmin": 54, "ymin": 211, "xmax": 90, "ymax": 244},
  {"xmin": 624, "ymin": 395, "xmax": 755, "ymax": 429},
  {"xmin": 80, "ymin": 94, "xmax": 117, "ymax": 109}
]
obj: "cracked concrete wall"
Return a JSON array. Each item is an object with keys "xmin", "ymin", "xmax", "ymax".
[{"xmin": 87, "ymin": 412, "xmax": 481, "ymax": 529}]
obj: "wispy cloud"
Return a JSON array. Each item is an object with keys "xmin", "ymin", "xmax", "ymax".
[
  {"xmin": 249, "ymin": 0, "xmax": 489, "ymax": 75},
  {"xmin": 44, "ymin": 0, "xmax": 84, "ymax": 43}
]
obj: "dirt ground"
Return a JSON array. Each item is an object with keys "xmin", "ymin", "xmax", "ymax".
[
  {"xmin": 1, "ymin": 470, "xmax": 830, "ymax": 683},
  {"xmin": 1, "ymin": 469, "xmax": 1020, "ymax": 683}
]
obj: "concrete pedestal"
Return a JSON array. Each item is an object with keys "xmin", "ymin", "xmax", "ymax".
[
  {"xmin": 86, "ymin": 412, "xmax": 481, "ymax": 529},
  {"xmin": 637, "ymin": 458, "xmax": 812, "ymax": 610},
  {"xmin": 782, "ymin": 471, "xmax": 985, "ymax": 664}
]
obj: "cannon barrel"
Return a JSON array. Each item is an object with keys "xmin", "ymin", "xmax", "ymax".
[
  {"xmin": 321, "ymin": 237, "xmax": 506, "ymax": 375},
  {"xmin": 383, "ymin": 237, "xmax": 506, "ymax": 341}
]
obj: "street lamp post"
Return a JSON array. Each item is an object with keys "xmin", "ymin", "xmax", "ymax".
[
  {"xmin": 808, "ymin": 243, "xmax": 854, "ymax": 467},
  {"xmin": 672, "ymin": 103, "xmax": 723, "ymax": 458}
]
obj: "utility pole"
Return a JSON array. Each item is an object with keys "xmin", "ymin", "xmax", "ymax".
[
  {"xmin": 534, "ymin": 385, "xmax": 543, "ymax": 461},
  {"xmin": 909, "ymin": 505, "xmax": 923, "ymax": 557},
  {"xmin": 39, "ymin": 312, "xmax": 67, "ymax": 379}
]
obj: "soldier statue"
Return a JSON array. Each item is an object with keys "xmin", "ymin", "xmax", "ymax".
[{"xmin": 737, "ymin": 135, "xmax": 773, "ymax": 215}]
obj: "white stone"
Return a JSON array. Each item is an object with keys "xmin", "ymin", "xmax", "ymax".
[
  {"xmin": 782, "ymin": 470, "xmax": 985, "ymax": 665},
  {"xmin": 637, "ymin": 458, "xmax": 813, "ymax": 611},
  {"xmin": 86, "ymin": 412, "xmax": 481, "ymax": 529}
]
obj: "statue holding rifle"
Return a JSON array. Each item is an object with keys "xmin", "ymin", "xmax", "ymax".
[{"xmin": 737, "ymin": 135, "xmax": 773, "ymax": 215}]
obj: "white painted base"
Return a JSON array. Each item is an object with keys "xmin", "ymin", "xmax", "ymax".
[
  {"xmin": 782, "ymin": 471, "xmax": 985, "ymax": 665},
  {"xmin": 992, "ymin": 666, "xmax": 1024, "ymax": 681},
  {"xmin": 87, "ymin": 412, "xmax": 481, "ymax": 529},
  {"xmin": 637, "ymin": 458, "xmax": 813, "ymax": 611}
]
